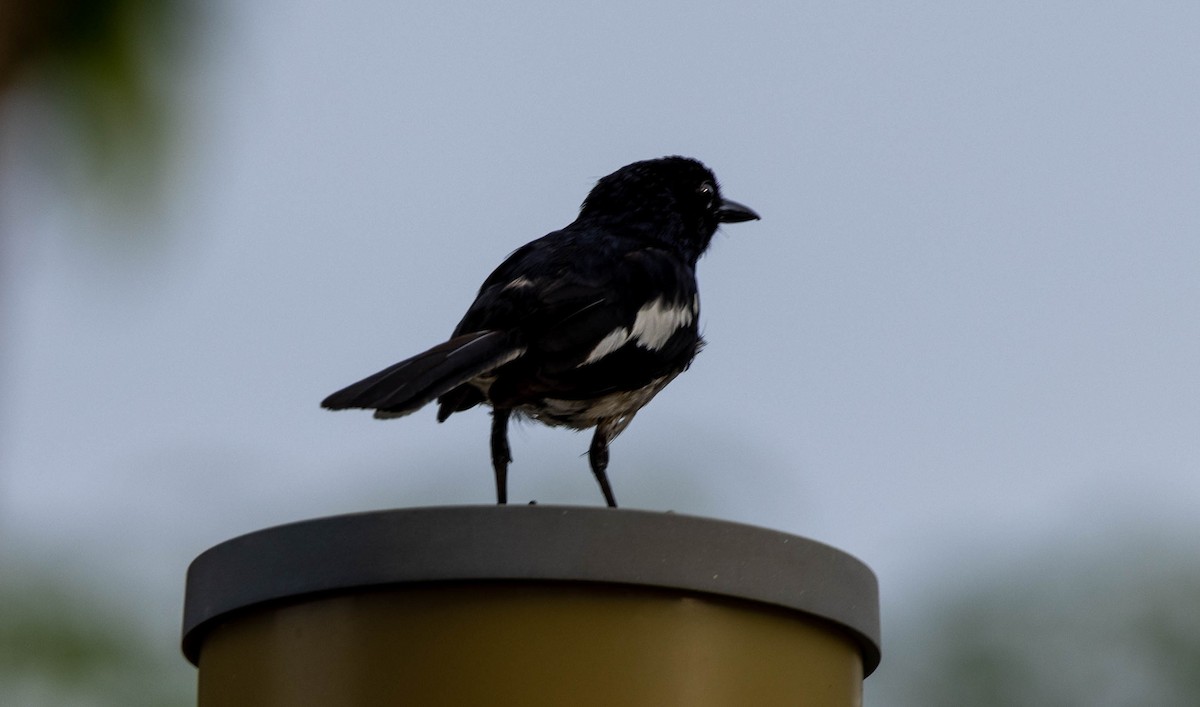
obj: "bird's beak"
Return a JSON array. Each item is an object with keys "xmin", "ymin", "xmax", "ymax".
[{"xmin": 716, "ymin": 198, "xmax": 760, "ymax": 223}]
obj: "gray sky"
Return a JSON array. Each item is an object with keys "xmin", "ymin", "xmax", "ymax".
[{"xmin": 2, "ymin": 0, "xmax": 1198, "ymax": 686}]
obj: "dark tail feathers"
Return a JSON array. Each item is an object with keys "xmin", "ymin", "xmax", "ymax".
[{"xmin": 321, "ymin": 331, "xmax": 523, "ymax": 419}]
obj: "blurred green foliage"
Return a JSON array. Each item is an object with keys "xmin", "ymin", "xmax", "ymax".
[
  {"xmin": 873, "ymin": 538, "xmax": 1200, "ymax": 706},
  {"xmin": 0, "ymin": 569, "xmax": 191, "ymax": 706}
]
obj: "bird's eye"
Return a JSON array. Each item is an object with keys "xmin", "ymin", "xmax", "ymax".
[{"xmin": 698, "ymin": 182, "xmax": 716, "ymax": 208}]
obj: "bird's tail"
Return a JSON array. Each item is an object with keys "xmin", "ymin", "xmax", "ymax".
[{"xmin": 321, "ymin": 331, "xmax": 524, "ymax": 419}]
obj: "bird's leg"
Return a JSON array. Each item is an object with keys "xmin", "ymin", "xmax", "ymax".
[
  {"xmin": 490, "ymin": 408, "xmax": 512, "ymax": 505},
  {"xmin": 588, "ymin": 428, "xmax": 618, "ymax": 508}
]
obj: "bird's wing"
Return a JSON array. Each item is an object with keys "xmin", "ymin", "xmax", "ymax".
[{"xmin": 449, "ymin": 234, "xmax": 702, "ymax": 401}]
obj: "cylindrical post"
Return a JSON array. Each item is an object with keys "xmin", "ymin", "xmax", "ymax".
[{"xmin": 182, "ymin": 506, "xmax": 880, "ymax": 706}]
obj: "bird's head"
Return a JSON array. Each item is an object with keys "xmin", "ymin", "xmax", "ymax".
[{"xmin": 578, "ymin": 156, "xmax": 759, "ymax": 263}]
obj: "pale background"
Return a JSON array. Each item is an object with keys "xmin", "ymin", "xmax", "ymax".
[{"xmin": 2, "ymin": 2, "xmax": 1197, "ymax": 703}]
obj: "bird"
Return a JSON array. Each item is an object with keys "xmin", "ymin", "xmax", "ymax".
[{"xmin": 321, "ymin": 156, "xmax": 759, "ymax": 507}]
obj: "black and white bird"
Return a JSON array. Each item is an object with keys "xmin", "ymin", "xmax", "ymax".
[{"xmin": 322, "ymin": 156, "xmax": 758, "ymax": 507}]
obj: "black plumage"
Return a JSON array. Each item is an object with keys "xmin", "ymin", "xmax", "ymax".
[{"xmin": 322, "ymin": 156, "xmax": 758, "ymax": 507}]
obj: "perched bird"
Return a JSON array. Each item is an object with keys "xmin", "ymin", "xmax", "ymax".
[{"xmin": 322, "ymin": 156, "xmax": 758, "ymax": 507}]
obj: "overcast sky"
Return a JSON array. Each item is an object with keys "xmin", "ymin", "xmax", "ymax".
[{"xmin": 2, "ymin": 1, "xmax": 1198, "ymax": 690}]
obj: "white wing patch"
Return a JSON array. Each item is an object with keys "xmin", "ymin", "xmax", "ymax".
[
  {"xmin": 581, "ymin": 296, "xmax": 696, "ymax": 365},
  {"xmin": 583, "ymin": 327, "xmax": 631, "ymax": 364},
  {"xmin": 502, "ymin": 276, "xmax": 535, "ymax": 291},
  {"xmin": 631, "ymin": 297, "xmax": 695, "ymax": 350}
]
